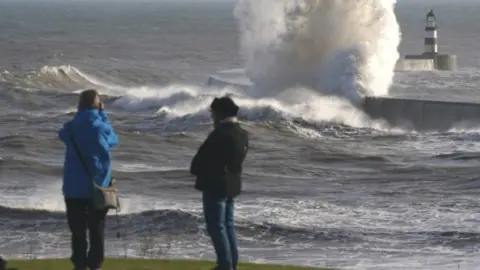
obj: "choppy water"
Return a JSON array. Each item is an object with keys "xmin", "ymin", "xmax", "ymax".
[{"xmin": 1, "ymin": 1, "xmax": 480, "ymax": 270}]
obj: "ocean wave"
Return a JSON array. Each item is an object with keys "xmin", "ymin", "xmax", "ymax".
[
  {"xmin": 4, "ymin": 65, "xmax": 478, "ymax": 138},
  {"xmin": 0, "ymin": 157, "xmax": 62, "ymax": 177},
  {"xmin": 0, "ymin": 155, "xmax": 190, "ymax": 180},
  {"xmin": 433, "ymin": 152, "xmax": 480, "ymax": 161},
  {"xmin": 1, "ymin": 205, "xmax": 479, "ymax": 247},
  {"xmin": 0, "ymin": 65, "xmax": 130, "ymax": 96},
  {"xmin": 1, "ymin": 65, "xmax": 392, "ymax": 134},
  {"xmin": 0, "ymin": 135, "xmax": 36, "ymax": 148},
  {"xmin": 0, "ymin": 206, "xmax": 355, "ymax": 243},
  {"xmin": 112, "ymin": 85, "xmax": 394, "ymax": 134}
]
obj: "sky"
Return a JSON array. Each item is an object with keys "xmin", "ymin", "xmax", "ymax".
[{"xmin": 1, "ymin": 0, "xmax": 478, "ymax": 4}]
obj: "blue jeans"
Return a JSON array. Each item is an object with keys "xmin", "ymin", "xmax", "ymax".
[{"xmin": 202, "ymin": 192, "xmax": 238, "ymax": 270}]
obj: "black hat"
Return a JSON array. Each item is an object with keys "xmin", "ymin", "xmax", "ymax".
[{"xmin": 210, "ymin": 96, "xmax": 239, "ymax": 117}]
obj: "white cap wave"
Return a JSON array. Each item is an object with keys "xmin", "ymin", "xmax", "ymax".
[{"xmin": 234, "ymin": 0, "xmax": 401, "ymax": 103}]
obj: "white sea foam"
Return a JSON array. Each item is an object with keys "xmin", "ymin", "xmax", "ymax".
[{"xmin": 235, "ymin": 0, "xmax": 401, "ymax": 103}]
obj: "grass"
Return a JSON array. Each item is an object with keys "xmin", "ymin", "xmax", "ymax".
[
  {"xmin": 6, "ymin": 259, "xmax": 334, "ymax": 270},
  {"xmin": 4, "ymin": 216, "xmax": 337, "ymax": 270}
]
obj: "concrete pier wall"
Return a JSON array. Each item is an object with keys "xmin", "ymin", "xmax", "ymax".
[
  {"xmin": 363, "ymin": 97, "xmax": 480, "ymax": 131},
  {"xmin": 395, "ymin": 59, "xmax": 434, "ymax": 71},
  {"xmin": 399, "ymin": 53, "xmax": 458, "ymax": 71},
  {"xmin": 436, "ymin": 54, "xmax": 458, "ymax": 71}
]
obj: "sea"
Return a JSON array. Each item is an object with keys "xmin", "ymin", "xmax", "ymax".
[{"xmin": 1, "ymin": 1, "xmax": 480, "ymax": 269}]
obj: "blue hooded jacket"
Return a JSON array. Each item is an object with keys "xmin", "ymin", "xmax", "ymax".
[{"xmin": 59, "ymin": 108, "xmax": 119, "ymax": 199}]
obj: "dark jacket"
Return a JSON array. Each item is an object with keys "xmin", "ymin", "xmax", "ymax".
[
  {"xmin": 59, "ymin": 109, "xmax": 119, "ymax": 199},
  {"xmin": 190, "ymin": 118, "xmax": 249, "ymax": 198},
  {"xmin": 0, "ymin": 255, "xmax": 6, "ymax": 270}
]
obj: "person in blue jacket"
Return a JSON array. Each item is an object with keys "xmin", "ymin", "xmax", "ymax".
[{"xmin": 58, "ymin": 89, "xmax": 118, "ymax": 270}]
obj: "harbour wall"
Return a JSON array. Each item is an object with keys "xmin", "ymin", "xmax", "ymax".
[
  {"xmin": 398, "ymin": 54, "xmax": 458, "ymax": 71},
  {"xmin": 395, "ymin": 59, "xmax": 434, "ymax": 71},
  {"xmin": 362, "ymin": 97, "xmax": 480, "ymax": 131}
]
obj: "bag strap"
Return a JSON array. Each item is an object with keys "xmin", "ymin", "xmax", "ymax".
[{"xmin": 66, "ymin": 124, "xmax": 96, "ymax": 187}]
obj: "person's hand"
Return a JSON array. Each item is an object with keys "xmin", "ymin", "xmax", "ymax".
[{"xmin": 98, "ymin": 102, "xmax": 104, "ymax": 111}]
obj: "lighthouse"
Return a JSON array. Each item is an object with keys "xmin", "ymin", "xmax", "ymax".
[
  {"xmin": 424, "ymin": 9, "xmax": 438, "ymax": 56},
  {"xmin": 400, "ymin": 9, "xmax": 457, "ymax": 71}
]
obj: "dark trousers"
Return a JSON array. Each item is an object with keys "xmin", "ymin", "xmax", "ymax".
[
  {"xmin": 65, "ymin": 198, "xmax": 108, "ymax": 269},
  {"xmin": 202, "ymin": 192, "xmax": 238, "ymax": 270},
  {"xmin": 0, "ymin": 255, "xmax": 6, "ymax": 270}
]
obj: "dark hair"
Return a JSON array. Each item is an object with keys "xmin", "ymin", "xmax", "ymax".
[
  {"xmin": 210, "ymin": 96, "xmax": 239, "ymax": 117},
  {"xmin": 78, "ymin": 89, "xmax": 99, "ymax": 109}
]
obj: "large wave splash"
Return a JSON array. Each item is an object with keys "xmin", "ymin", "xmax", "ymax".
[
  {"xmin": 1, "ymin": 65, "xmax": 392, "ymax": 133},
  {"xmin": 234, "ymin": 0, "xmax": 401, "ymax": 103}
]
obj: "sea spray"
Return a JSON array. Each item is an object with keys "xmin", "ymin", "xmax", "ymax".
[{"xmin": 234, "ymin": 0, "xmax": 401, "ymax": 103}]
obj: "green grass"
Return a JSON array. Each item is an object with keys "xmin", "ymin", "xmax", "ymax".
[{"xmin": 6, "ymin": 259, "xmax": 334, "ymax": 270}]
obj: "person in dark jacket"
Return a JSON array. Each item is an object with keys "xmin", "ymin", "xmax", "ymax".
[
  {"xmin": 0, "ymin": 255, "xmax": 6, "ymax": 270},
  {"xmin": 58, "ymin": 89, "xmax": 118, "ymax": 270},
  {"xmin": 190, "ymin": 96, "xmax": 249, "ymax": 270}
]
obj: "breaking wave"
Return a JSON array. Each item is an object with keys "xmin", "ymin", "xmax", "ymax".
[
  {"xmin": 234, "ymin": 0, "xmax": 401, "ymax": 103},
  {"xmin": 1, "ymin": 65, "xmax": 393, "ymax": 133}
]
